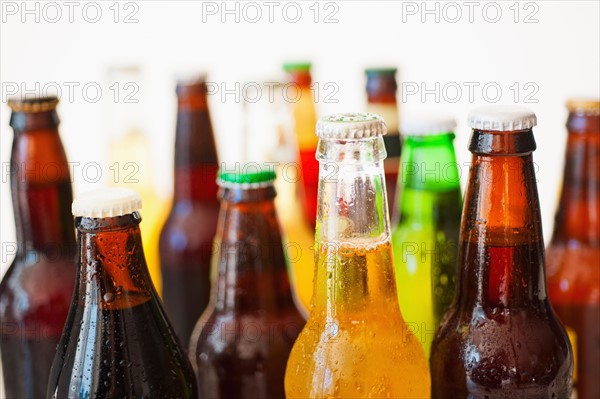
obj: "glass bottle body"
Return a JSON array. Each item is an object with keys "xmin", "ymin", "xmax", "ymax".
[
  {"xmin": 159, "ymin": 81, "xmax": 221, "ymax": 346},
  {"xmin": 0, "ymin": 103, "xmax": 76, "ymax": 399},
  {"xmin": 546, "ymin": 109, "xmax": 600, "ymax": 398},
  {"xmin": 430, "ymin": 128, "xmax": 573, "ymax": 398},
  {"xmin": 190, "ymin": 183, "xmax": 305, "ymax": 399},
  {"xmin": 285, "ymin": 135, "xmax": 430, "ymax": 398},
  {"xmin": 48, "ymin": 213, "xmax": 197, "ymax": 398},
  {"xmin": 392, "ymin": 133, "xmax": 462, "ymax": 357}
]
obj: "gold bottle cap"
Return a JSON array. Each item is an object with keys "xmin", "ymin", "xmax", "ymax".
[
  {"xmin": 566, "ymin": 98, "xmax": 600, "ymax": 115},
  {"xmin": 7, "ymin": 96, "xmax": 59, "ymax": 113}
]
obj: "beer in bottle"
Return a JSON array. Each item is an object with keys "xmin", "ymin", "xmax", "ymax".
[
  {"xmin": 430, "ymin": 106, "xmax": 573, "ymax": 398},
  {"xmin": 283, "ymin": 62, "xmax": 319, "ymax": 227},
  {"xmin": 0, "ymin": 97, "xmax": 77, "ymax": 399},
  {"xmin": 392, "ymin": 117, "xmax": 461, "ymax": 357},
  {"xmin": 365, "ymin": 68, "xmax": 402, "ymax": 213},
  {"xmin": 105, "ymin": 65, "xmax": 167, "ymax": 293},
  {"xmin": 159, "ymin": 77, "xmax": 220, "ymax": 346},
  {"xmin": 546, "ymin": 99, "xmax": 600, "ymax": 398},
  {"xmin": 285, "ymin": 113, "xmax": 430, "ymax": 398},
  {"xmin": 189, "ymin": 167, "xmax": 305, "ymax": 398},
  {"xmin": 47, "ymin": 188, "xmax": 197, "ymax": 398}
]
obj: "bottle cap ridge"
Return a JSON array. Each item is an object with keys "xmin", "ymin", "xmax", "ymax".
[
  {"xmin": 401, "ymin": 116, "xmax": 457, "ymax": 136},
  {"xmin": 72, "ymin": 188, "xmax": 142, "ymax": 218},
  {"xmin": 468, "ymin": 105, "xmax": 537, "ymax": 131},
  {"xmin": 566, "ymin": 98, "xmax": 600, "ymax": 115},
  {"xmin": 7, "ymin": 96, "xmax": 59, "ymax": 112},
  {"xmin": 317, "ymin": 112, "xmax": 387, "ymax": 139}
]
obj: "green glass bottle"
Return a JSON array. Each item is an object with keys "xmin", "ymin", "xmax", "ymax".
[{"xmin": 391, "ymin": 116, "xmax": 462, "ymax": 357}]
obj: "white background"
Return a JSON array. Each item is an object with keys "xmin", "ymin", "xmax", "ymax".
[{"xmin": 1, "ymin": 0, "xmax": 599, "ymax": 273}]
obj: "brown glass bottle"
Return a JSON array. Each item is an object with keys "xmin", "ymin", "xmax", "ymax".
[
  {"xmin": 430, "ymin": 106, "xmax": 573, "ymax": 398},
  {"xmin": 189, "ymin": 169, "xmax": 305, "ymax": 399},
  {"xmin": 546, "ymin": 99, "xmax": 600, "ymax": 399},
  {"xmin": 0, "ymin": 97, "xmax": 76, "ymax": 399},
  {"xmin": 47, "ymin": 188, "xmax": 197, "ymax": 398},
  {"xmin": 366, "ymin": 68, "xmax": 401, "ymax": 213},
  {"xmin": 159, "ymin": 77, "xmax": 220, "ymax": 347}
]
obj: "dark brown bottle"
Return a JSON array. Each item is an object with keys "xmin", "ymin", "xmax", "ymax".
[
  {"xmin": 366, "ymin": 68, "xmax": 401, "ymax": 213},
  {"xmin": 430, "ymin": 106, "xmax": 573, "ymax": 398},
  {"xmin": 0, "ymin": 97, "xmax": 76, "ymax": 399},
  {"xmin": 189, "ymin": 169, "xmax": 305, "ymax": 399},
  {"xmin": 47, "ymin": 188, "xmax": 197, "ymax": 398},
  {"xmin": 159, "ymin": 77, "xmax": 220, "ymax": 347},
  {"xmin": 546, "ymin": 99, "xmax": 600, "ymax": 399}
]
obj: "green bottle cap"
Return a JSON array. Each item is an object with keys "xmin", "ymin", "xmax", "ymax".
[
  {"xmin": 283, "ymin": 62, "xmax": 312, "ymax": 72},
  {"xmin": 218, "ymin": 167, "xmax": 276, "ymax": 186}
]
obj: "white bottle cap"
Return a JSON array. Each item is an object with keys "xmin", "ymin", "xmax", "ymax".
[
  {"xmin": 401, "ymin": 116, "xmax": 457, "ymax": 136},
  {"xmin": 467, "ymin": 105, "xmax": 537, "ymax": 131},
  {"xmin": 72, "ymin": 188, "xmax": 142, "ymax": 218},
  {"xmin": 316, "ymin": 112, "xmax": 387, "ymax": 139}
]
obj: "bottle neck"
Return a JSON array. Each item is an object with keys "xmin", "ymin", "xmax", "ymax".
[
  {"xmin": 551, "ymin": 113, "xmax": 600, "ymax": 247},
  {"xmin": 456, "ymin": 129, "xmax": 547, "ymax": 309},
  {"xmin": 396, "ymin": 134, "xmax": 460, "ymax": 222},
  {"xmin": 312, "ymin": 137, "xmax": 397, "ymax": 314},
  {"xmin": 10, "ymin": 111, "xmax": 76, "ymax": 256},
  {"xmin": 75, "ymin": 213, "xmax": 155, "ymax": 310},
  {"xmin": 213, "ymin": 185, "xmax": 296, "ymax": 312},
  {"xmin": 173, "ymin": 95, "xmax": 219, "ymax": 203}
]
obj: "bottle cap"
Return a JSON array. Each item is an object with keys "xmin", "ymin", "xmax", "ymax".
[
  {"xmin": 365, "ymin": 67, "xmax": 397, "ymax": 77},
  {"xmin": 401, "ymin": 116, "xmax": 456, "ymax": 136},
  {"xmin": 316, "ymin": 112, "xmax": 387, "ymax": 139},
  {"xmin": 282, "ymin": 62, "xmax": 312, "ymax": 72},
  {"xmin": 467, "ymin": 105, "xmax": 537, "ymax": 131},
  {"xmin": 217, "ymin": 167, "xmax": 276, "ymax": 187},
  {"xmin": 7, "ymin": 96, "xmax": 59, "ymax": 113},
  {"xmin": 566, "ymin": 98, "xmax": 600, "ymax": 115},
  {"xmin": 72, "ymin": 188, "xmax": 142, "ymax": 218}
]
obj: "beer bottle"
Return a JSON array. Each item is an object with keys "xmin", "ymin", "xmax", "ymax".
[
  {"xmin": 159, "ymin": 77, "xmax": 220, "ymax": 346},
  {"xmin": 283, "ymin": 62, "xmax": 319, "ymax": 227},
  {"xmin": 285, "ymin": 113, "xmax": 430, "ymax": 398},
  {"xmin": 0, "ymin": 97, "xmax": 76, "ymax": 399},
  {"xmin": 365, "ymin": 68, "xmax": 401, "ymax": 213},
  {"xmin": 47, "ymin": 188, "xmax": 197, "ymax": 398},
  {"xmin": 105, "ymin": 65, "xmax": 167, "ymax": 293},
  {"xmin": 391, "ymin": 117, "xmax": 461, "ymax": 358},
  {"xmin": 189, "ymin": 167, "xmax": 305, "ymax": 398},
  {"xmin": 430, "ymin": 106, "xmax": 573, "ymax": 398},
  {"xmin": 546, "ymin": 99, "xmax": 600, "ymax": 398}
]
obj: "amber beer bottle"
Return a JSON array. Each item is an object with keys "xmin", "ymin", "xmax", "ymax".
[
  {"xmin": 189, "ymin": 167, "xmax": 304, "ymax": 398},
  {"xmin": 365, "ymin": 68, "xmax": 401, "ymax": 212},
  {"xmin": 285, "ymin": 113, "xmax": 430, "ymax": 398},
  {"xmin": 47, "ymin": 188, "xmax": 197, "ymax": 398},
  {"xmin": 159, "ymin": 77, "xmax": 220, "ymax": 346},
  {"xmin": 546, "ymin": 99, "xmax": 600, "ymax": 398},
  {"xmin": 430, "ymin": 106, "xmax": 573, "ymax": 398},
  {"xmin": 0, "ymin": 97, "xmax": 76, "ymax": 399}
]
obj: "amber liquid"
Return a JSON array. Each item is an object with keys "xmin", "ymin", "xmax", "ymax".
[
  {"xmin": 285, "ymin": 241, "xmax": 430, "ymax": 398},
  {"xmin": 0, "ymin": 182, "xmax": 75, "ymax": 399},
  {"xmin": 48, "ymin": 292, "xmax": 196, "ymax": 398},
  {"xmin": 431, "ymin": 241, "xmax": 572, "ymax": 399}
]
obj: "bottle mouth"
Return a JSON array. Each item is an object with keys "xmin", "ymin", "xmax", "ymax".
[{"xmin": 7, "ymin": 96, "xmax": 59, "ymax": 112}]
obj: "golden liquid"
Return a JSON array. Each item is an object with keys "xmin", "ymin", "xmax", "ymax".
[
  {"xmin": 274, "ymin": 174, "xmax": 314, "ymax": 316},
  {"xmin": 285, "ymin": 241, "xmax": 430, "ymax": 398},
  {"xmin": 107, "ymin": 130, "xmax": 169, "ymax": 294}
]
